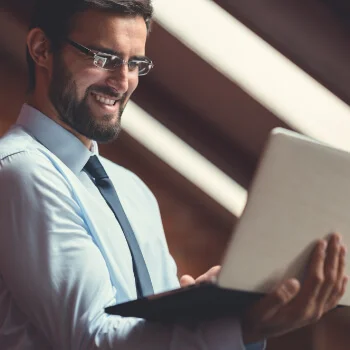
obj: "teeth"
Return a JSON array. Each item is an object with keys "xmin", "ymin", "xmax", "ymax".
[{"xmin": 94, "ymin": 93, "xmax": 116, "ymax": 106}]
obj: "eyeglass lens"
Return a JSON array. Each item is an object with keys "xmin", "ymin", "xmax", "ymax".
[{"xmin": 94, "ymin": 54, "xmax": 152, "ymax": 75}]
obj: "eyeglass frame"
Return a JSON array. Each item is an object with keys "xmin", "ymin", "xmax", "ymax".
[{"xmin": 65, "ymin": 38, "xmax": 154, "ymax": 76}]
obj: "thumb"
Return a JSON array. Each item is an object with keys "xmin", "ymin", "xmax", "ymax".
[
  {"xmin": 180, "ymin": 274, "xmax": 196, "ymax": 287},
  {"xmin": 246, "ymin": 279, "xmax": 301, "ymax": 322}
]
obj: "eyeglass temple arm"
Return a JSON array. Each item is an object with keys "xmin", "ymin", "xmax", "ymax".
[{"xmin": 66, "ymin": 39, "xmax": 95, "ymax": 57}]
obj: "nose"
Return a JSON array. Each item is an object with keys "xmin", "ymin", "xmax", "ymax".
[{"xmin": 106, "ymin": 64, "xmax": 129, "ymax": 94}]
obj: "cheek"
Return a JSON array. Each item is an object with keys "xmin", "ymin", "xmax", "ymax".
[
  {"xmin": 128, "ymin": 75, "xmax": 139, "ymax": 95},
  {"xmin": 74, "ymin": 69, "xmax": 105, "ymax": 98}
]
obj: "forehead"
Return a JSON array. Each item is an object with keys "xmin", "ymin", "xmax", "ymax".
[{"xmin": 69, "ymin": 9, "xmax": 148, "ymax": 54}]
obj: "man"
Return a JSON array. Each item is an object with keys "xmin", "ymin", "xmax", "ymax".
[{"xmin": 0, "ymin": 0, "xmax": 347, "ymax": 349}]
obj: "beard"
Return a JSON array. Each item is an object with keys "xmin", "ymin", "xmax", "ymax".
[{"xmin": 48, "ymin": 54, "xmax": 126, "ymax": 143}]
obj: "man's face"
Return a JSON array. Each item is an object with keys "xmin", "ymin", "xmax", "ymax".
[{"xmin": 48, "ymin": 10, "xmax": 148, "ymax": 143}]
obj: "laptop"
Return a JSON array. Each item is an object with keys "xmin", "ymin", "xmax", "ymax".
[{"xmin": 106, "ymin": 127, "xmax": 350, "ymax": 322}]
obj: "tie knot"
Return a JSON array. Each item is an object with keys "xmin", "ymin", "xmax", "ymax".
[{"xmin": 84, "ymin": 155, "xmax": 108, "ymax": 181}]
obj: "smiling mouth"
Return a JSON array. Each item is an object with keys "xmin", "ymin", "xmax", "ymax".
[{"xmin": 91, "ymin": 92, "xmax": 119, "ymax": 106}]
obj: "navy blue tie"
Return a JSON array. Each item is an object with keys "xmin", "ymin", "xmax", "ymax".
[{"xmin": 84, "ymin": 155, "xmax": 154, "ymax": 298}]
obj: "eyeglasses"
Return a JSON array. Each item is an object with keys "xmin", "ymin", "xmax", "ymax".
[{"xmin": 66, "ymin": 38, "xmax": 154, "ymax": 76}]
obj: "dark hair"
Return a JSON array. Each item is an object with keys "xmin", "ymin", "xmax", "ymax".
[{"xmin": 26, "ymin": 0, "xmax": 153, "ymax": 91}]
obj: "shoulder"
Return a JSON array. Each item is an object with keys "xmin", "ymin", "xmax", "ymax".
[
  {"xmin": 0, "ymin": 125, "xmax": 43, "ymax": 159},
  {"xmin": 0, "ymin": 136, "xmax": 69, "ymax": 195},
  {"xmin": 0, "ymin": 124, "xmax": 67, "ymax": 175}
]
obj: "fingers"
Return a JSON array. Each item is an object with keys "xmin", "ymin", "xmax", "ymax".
[
  {"xmin": 316, "ymin": 234, "xmax": 341, "ymax": 306},
  {"xmin": 325, "ymin": 275, "xmax": 348, "ymax": 311},
  {"xmin": 180, "ymin": 275, "xmax": 195, "ymax": 287},
  {"xmin": 324, "ymin": 245, "xmax": 348, "ymax": 311},
  {"xmin": 241, "ymin": 234, "xmax": 348, "ymax": 343},
  {"xmin": 298, "ymin": 239, "xmax": 327, "ymax": 302},
  {"xmin": 180, "ymin": 266, "xmax": 221, "ymax": 287},
  {"xmin": 291, "ymin": 234, "xmax": 347, "ymax": 322},
  {"xmin": 195, "ymin": 266, "xmax": 221, "ymax": 284}
]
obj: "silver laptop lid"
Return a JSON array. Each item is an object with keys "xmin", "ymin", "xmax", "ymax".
[{"xmin": 218, "ymin": 128, "xmax": 350, "ymax": 305}]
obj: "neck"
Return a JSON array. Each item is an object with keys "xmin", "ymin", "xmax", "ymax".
[{"xmin": 26, "ymin": 92, "xmax": 93, "ymax": 150}]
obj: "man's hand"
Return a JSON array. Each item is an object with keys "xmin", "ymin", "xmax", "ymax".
[
  {"xmin": 180, "ymin": 265, "xmax": 221, "ymax": 287},
  {"xmin": 242, "ymin": 233, "xmax": 348, "ymax": 344}
]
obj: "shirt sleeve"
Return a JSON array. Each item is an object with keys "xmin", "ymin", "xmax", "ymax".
[{"xmin": 0, "ymin": 150, "xmax": 246, "ymax": 350}]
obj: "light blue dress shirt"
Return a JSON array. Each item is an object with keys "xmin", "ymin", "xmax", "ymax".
[{"xmin": 0, "ymin": 104, "xmax": 264, "ymax": 350}]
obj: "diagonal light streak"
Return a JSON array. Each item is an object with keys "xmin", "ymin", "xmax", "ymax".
[
  {"xmin": 154, "ymin": 0, "xmax": 350, "ymax": 152},
  {"xmin": 124, "ymin": 101, "xmax": 247, "ymax": 217}
]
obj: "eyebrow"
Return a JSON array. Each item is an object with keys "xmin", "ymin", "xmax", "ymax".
[
  {"xmin": 88, "ymin": 45, "xmax": 122, "ymax": 56},
  {"xmin": 132, "ymin": 55, "xmax": 150, "ymax": 61}
]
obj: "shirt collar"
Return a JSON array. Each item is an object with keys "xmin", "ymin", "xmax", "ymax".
[{"xmin": 16, "ymin": 104, "xmax": 98, "ymax": 175}]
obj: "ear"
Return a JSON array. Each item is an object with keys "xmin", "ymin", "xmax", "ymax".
[{"xmin": 26, "ymin": 28, "xmax": 52, "ymax": 70}]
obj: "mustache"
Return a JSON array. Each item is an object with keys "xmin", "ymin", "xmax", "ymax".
[{"xmin": 88, "ymin": 85, "xmax": 125, "ymax": 100}]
